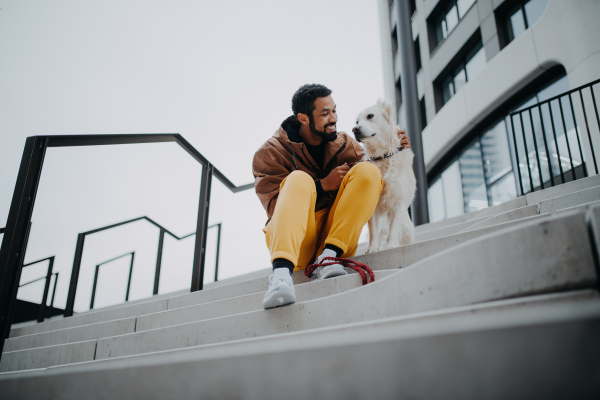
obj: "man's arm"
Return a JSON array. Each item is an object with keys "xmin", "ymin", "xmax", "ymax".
[{"xmin": 252, "ymin": 145, "xmax": 292, "ymax": 220}]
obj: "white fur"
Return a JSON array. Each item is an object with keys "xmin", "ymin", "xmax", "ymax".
[{"xmin": 353, "ymin": 99, "xmax": 417, "ymax": 253}]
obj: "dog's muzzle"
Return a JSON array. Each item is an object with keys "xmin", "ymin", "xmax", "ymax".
[{"xmin": 352, "ymin": 126, "xmax": 364, "ymax": 142}]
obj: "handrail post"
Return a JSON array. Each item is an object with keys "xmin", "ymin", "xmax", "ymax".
[
  {"xmin": 125, "ymin": 253, "xmax": 134, "ymax": 301},
  {"xmin": 214, "ymin": 223, "xmax": 221, "ymax": 282},
  {"xmin": 65, "ymin": 233, "xmax": 85, "ymax": 317},
  {"xmin": 37, "ymin": 256, "xmax": 54, "ymax": 323},
  {"xmin": 153, "ymin": 228, "xmax": 165, "ymax": 295},
  {"xmin": 47, "ymin": 272, "xmax": 58, "ymax": 319},
  {"xmin": 90, "ymin": 265, "xmax": 100, "ymax": 310},
  {"xmin": 0, "ymin": 137, "xmax": 47, "ymax": 358},
  {"xmin": 191, "ymin": 163, "xmax": 213, "ymax": 292}
]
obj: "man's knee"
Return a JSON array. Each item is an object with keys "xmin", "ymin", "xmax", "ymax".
[
  {"xmin": 281, "ymin": 170, "xmax": 316, "ymax": 191},
  {"xmin": 350, "ymin": 162, "xmax": 382, "ymax": 186}
]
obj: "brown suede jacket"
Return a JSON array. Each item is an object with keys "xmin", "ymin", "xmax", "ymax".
[{"xmin": 253, "ymin": 115, "xmax": 365, "ymax": 224}]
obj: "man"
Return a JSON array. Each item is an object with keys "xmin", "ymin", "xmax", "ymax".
[{"xmin": 253, "ymin": 84, "xmax": 410, "ymax": 309}]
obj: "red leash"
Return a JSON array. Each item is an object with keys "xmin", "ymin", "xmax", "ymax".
[
  {"xmin": 305, "ymin": 257, "xmax": 375, "ymax": 285},
  {"xmin": 304, "ymin": 161, "xmax": 375, "ymax": 285}
]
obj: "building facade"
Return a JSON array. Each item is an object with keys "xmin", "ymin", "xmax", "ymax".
[{"xmin": 377, "ymin": 0, "xmax": 600, "ymax": 222}]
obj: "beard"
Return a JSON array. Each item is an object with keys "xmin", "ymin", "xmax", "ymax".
[{"xmin": 309, "ymin": 116, "xmax": 337, "ymax": 142}]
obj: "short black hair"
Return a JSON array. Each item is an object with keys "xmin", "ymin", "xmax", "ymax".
[{"xmin": 291, "ymin": 84, "xmax": 332, "ymax": 117}]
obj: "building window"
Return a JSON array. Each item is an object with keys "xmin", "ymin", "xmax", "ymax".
[
  {"xmin": 433, "ymin": 0, "xmax": 476, "ymax": 48},
  {"xmin": 427, "ymin": 72, "xmax": 569, "ymax": 222},
  {"xmin": 391, "ymin": 27, "xmax": 398, "ymax": 61},
  {"xmin": 395, "ymin": 77, "xmax": 403, "ymax": 115},
  {"xmin": 419, "ymin": 96, "xmax": 427, "ymax": 129},
  {"xmin": 414, "ymin": 36, "xmax": 422, "ymax": 72},
  {"xmin": 409, "ymin": 0, "xmax": 417, "ymax": 18},
  {"xmin": 500, "ymin": 0, "xmax": 549, "ymax": 46},
  {"xmin": 440, "ymin": 40, "xmax": 486, "ymax": 106}
]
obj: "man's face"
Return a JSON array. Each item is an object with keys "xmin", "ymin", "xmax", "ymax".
[{"xmin": 308, "ymin": 95, "xmax": 338, "ymax": 142}]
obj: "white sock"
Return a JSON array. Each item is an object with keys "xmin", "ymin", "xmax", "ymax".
[
  {"xmin": 317, "ymin": 248, "xmax": 337, "ymax": 261},
  {"xmin": 273, "ymin": 268, "xmax": 292, "ymax": 278}
]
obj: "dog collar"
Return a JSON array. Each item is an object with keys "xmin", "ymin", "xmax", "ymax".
[{"xmin": 369, "ymin": 146, "xmax": 404, "ymax": 161}]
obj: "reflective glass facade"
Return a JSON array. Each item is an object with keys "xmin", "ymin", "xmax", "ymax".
[{"xmin": 428, "ymin": 75, "xmax": 570, "ymax": 223}]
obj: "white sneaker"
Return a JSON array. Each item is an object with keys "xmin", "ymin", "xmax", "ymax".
[
  {"xmin": 262, "ymin": 272, "xmax": 296, "ymax": 309},
  {"xmin": 311, "ymin": 249, "xmax": 348, "ymax": 282}
]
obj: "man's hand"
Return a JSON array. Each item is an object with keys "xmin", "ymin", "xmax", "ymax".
[
  {"xmin": 398, "ymin": 129, "xmax": 411, "ymax": 149},
  {"xmin": 321, "ymin": 164, "xmax": 350, "ymax": 191}
]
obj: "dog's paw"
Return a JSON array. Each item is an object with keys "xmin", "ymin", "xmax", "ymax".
[{"xmin": 365, "ymin": 247, "xmax": 378, "ymax": 254}]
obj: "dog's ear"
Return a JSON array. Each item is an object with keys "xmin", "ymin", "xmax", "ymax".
[{"xmin": 377, "ymin": 98, "xmax": 393, "ymax": 121}]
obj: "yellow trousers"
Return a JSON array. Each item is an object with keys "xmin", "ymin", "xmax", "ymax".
[{"xmin": 263, "ymin": 162, "xmax": 382, "ymax": 272}]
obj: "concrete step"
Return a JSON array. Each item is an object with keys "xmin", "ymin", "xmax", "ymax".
[
  {"xmin": 524, "ymin": 173, "xmax": 600, "ymax": 204},
  {"xmin": 415, "ymin": 204, "xmax": 538, "ymax": 242},
  {"xmin": 556, "ymin": 200, "xmax": 600, "ymax": 215},
  {"xmin": 414, "ymin": 196, "xmax": 526, "ymax": 235},
  {"xmin": 9, "ymin": 273, "xmax": 279, "ymax": 339},
  {"xmin": 415, "ymin": 173, "xmax": 600, "ymax": 236},
  {"xmin": 28, "ymin": 289, "xmax": 600, "ymax": 377},
  {"xmin": 338, "ymin": 213, "xmax": 550, "ymax": 281},
  {"xmin": 51, "ymin": 212, "xmax": 596, "ymax": 364},
  {"xmin": 538, "ymin": 186, "xmax": 600, "ymax": 214},
  {"xmin": 3, "ymin": 270, "xmax": 398, "ymax": 352},
  {"xmin": 1, "ymin": 293, "xmax": 598, "ymax": 399}
]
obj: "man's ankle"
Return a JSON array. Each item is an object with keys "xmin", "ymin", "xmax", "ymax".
[{"xmin": 272, "ymin": 258, "xmax": 294, "ymax": 276}]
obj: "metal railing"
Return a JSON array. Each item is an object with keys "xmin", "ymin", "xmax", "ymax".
[
  {"xmin": 0, "ymin": 134, "xmax": 254, "ymax": 358},
  {"xmin": 90, "ymin": 252, "xmax": 135, "ymax": 310},
  {"xmin": 509, "ymin": 79, "xmax": 600, "ymax": 194},
  {"xmin": 17, "ymin": 256, "xmax": 58, "ymax": 323}
]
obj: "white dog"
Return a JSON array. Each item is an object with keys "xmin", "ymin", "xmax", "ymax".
[{"xmin": 352, "ymin": 99, "xmax": 416, "ymax": 253}]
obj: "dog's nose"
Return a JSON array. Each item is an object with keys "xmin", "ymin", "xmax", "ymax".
[{"xmin": 352, "ymin": 126, "xmax": 360, "ymax": 134}]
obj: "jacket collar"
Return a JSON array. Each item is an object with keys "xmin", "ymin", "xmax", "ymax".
[{"xmin": 276, "ymin": 115, "xmax": 345, "ymax": 172}]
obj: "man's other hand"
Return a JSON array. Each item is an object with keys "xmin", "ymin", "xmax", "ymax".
[
  {"xmin": 398, "ymin": 129, "xmax": 411, "ymax": 149},
  {"xmin": 321, "ymin": 164, "xmax": 350, "ymax": 191}
]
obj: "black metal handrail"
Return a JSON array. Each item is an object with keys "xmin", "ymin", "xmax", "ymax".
[
  {"xmin": 17, "ymin": 256, "xmax": 57, "ymax": 323},
  {"xmin": 0, "ymin": 133, "xmax": 254, "ymax": 358},
  {"xmin": 90, "ymin": 252, "xmax": 135, "ymax": 309},
  {"xmin": 65, "ymin": 216, "xmax": 222, "ymax": 316},
  {"xmin": 509, "ymin": 79, "xmax": 599, "ymax": 194}
]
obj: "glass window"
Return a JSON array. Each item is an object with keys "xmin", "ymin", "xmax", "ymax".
[
  {"xmin": 509, "ymin": 8, "xmax": 526, "ymax": 41},
  {"xmin": 524, "ymin": 0, "xmax": 549, "ymax": 27},
  {"xmin": 489, "ymin": 173, "xmax": 518, "ymax": 205},
  {"xmin": 442, "ymin": 161, "xmax": 465, "ymax": 218},
  {"xmin": 481, "ymin": 121, "xmax": 513, "ymax": 183},
  {"xmin": 445, "ymin": 5, "xmax": 459, "ymax": 33},
  {"xmin": 453, "ymin": 66, "xmax": 467, "ymax": 93},
  {"xmin": 442, "ymin": 76, "xmax": 454, "ymax": 104},
  {"xmin": 465, "ymin": 44, "xmax": 486, "ymax": 81},
  {"xmin": 428, "ymin": 179, "xmax": 446, "ymax": 223},
  {"xmin": 459, "ymin": 142, "xmax": 488, "ymax": 212},
  {"xmin": 457, "ymin": 0, "xmax": 476, "ymax": 18}
]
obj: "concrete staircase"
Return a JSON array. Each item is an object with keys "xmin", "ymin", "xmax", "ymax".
[{"xmin": 1, "ymin": 175, "xmax": 599, "ymax": 399}]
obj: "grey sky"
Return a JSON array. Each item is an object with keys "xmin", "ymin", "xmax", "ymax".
[{"xmin": 0, "ymin": 0, "xmax": 384, "ymax": 311}]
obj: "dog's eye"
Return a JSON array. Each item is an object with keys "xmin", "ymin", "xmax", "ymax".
[{"xmin": 367, "ymin": 114, "xmax": 374, "ymax": 119}]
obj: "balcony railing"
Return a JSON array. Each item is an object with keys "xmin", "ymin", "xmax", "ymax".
[
  {"xmin": 0, "ymin": 134, "xmax": 254, "ymax": 358},
  {"xmin": 509, "ymin": 79, "xmax": 599, "ymax": 194}
]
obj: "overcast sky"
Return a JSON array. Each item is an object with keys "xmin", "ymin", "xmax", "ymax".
[{"xmin": 0, "ymin": 0, "xmax": 384, "ymax": 312}]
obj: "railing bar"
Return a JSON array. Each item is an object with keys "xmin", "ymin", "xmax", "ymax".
[
  {"xmin": 22, "ymin": 257, "xmax": 53, "ymax": 267},
  {"xmin": 18, "ymin": 276, "xmax": 47, "ymax": 287},
  {"xmin": 83, "ymin": 217, "xmax": 146, "ymax": 235},
  {"xmin": 537, "ymin": 105, "xmax": 554, "ymax": 187},
  {"xmin": 510, "ymin": 78, "xmax": 600, "ymax": 114},
  {"xmin": 38, "ymin": 256, "xmax": 53, "ymax": 323},
  {"xmin": 558, "ymin": 97, "xmax": 577, "ymax": 181},
  {"xmin": 47, "ymin": 272, "xmax": 58, "ymax": 319},
  {"xmin": 510, "ymin": 115, "xmax": 525, "ymax": 195},
  {"xmin": 519, "ymin": 112, "xmax": 535, "ymax": 192},
  {"xmin": 125, "ymin": 253, "xmax": 134, "ymax": 302},
  {"xmin": 528, "ymin": 108, "xmax": 544, "ymax": 189},
  {"xmin": 568, "ymin": 93, "xmax": 587, "ymax": 178},
  {"xmin": 90, "ymin": 265, "xmax": 100, "ymax": 309},
  {"xmin": 214, "ymin": 223, "xmax": 221, "ymax": 282},
  {"xmin": 96, "ymin": 252, "xmax": 134, "ymax": 267},
  {"xmin": 588, "ymin": 85, "xmax": 600, "ymax": 174},
  {"xmin": 547, "ymin": 101, "xmax": 566, "ymax": 184},
  {"xmin": 0, "ymin": 227, "xmax": 5, "ymax": 234},
  {"xmin": 579, "ymin": 88, "xmax": 598, "ymax": 175}
]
